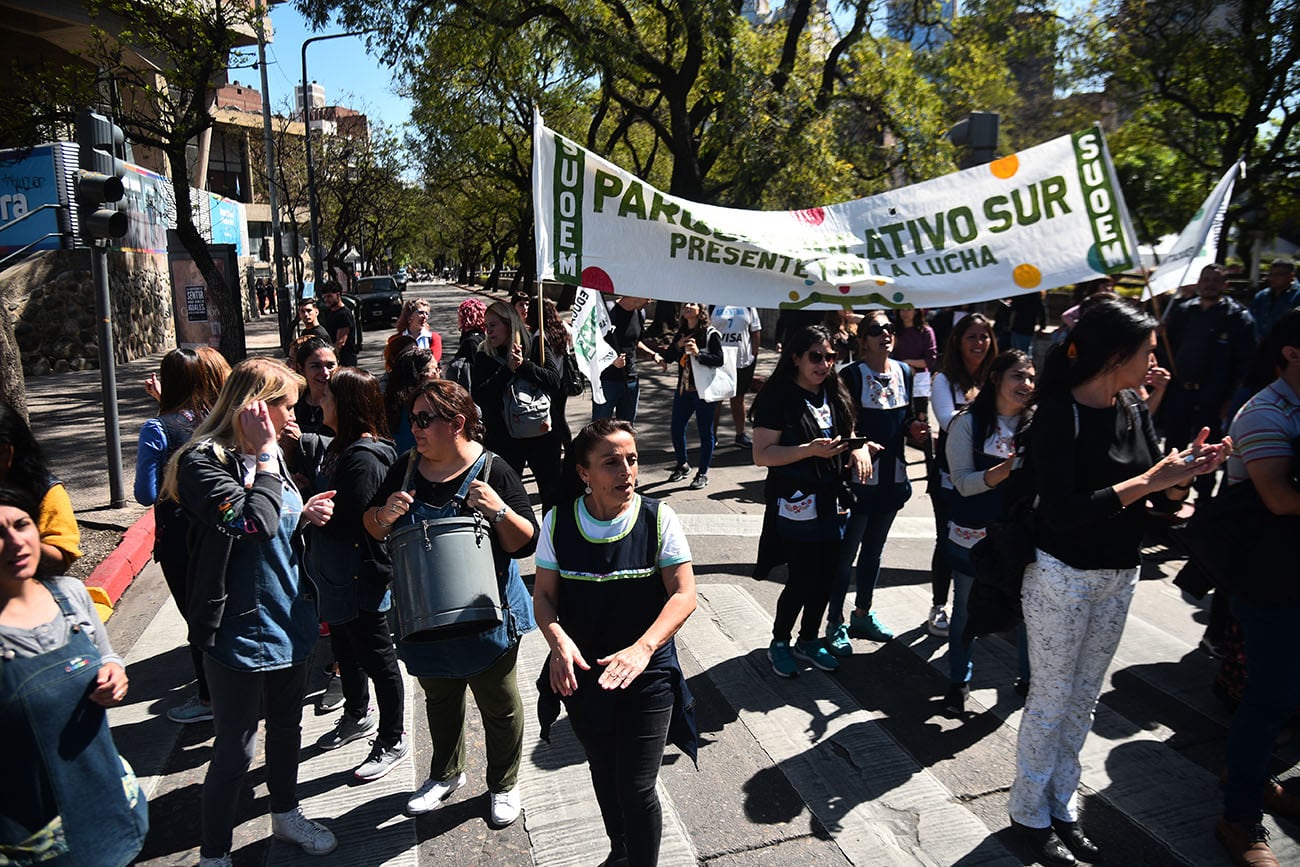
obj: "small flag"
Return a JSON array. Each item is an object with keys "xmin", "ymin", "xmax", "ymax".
[{"xmin": 571, "ymin": 287, "xmax": 620, "ymax": 404}]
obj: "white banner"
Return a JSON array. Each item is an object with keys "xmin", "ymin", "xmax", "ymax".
[
  {"xmin": 1142, "ymin": 162, "xmax": 1243, "ymax": 300},
  {"xmin": 534, "ymin": 111, "xmax": 1140, "ymax": 311},
  {"xmin": 570, "ymin": 286, "xmax": 620, "ymax": 404}
]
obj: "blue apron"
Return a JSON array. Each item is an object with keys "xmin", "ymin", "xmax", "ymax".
[
  {"xmin": 0, "ymin": 582, "xmax": 148, "ymax": 866},
  {"xmin": 393, "ymin": 451, "xmax": 536, "ymax": 679}
]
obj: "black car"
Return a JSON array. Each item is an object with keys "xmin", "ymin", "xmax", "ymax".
[{"xmin": 351, "ymin": 275, "xmax": 404, "ymax": 327}]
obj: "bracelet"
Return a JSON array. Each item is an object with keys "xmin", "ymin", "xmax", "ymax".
[{"xmin": 374, "ymin": 510, "xmax": 394, "ymax": 529}]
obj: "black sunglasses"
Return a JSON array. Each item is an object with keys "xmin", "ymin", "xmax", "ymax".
[
  {"xmin": 410, "ymin": 411, "xmax": 443, "ymax": 429},
  {"xmin": 805, "ymin": 350, "xmax": 834, "ymax": 365},
  {"xmin": 863, "ymin": 322, "xmax": 894, "ymax": 337}
]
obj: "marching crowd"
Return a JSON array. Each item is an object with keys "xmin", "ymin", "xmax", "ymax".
[{"xmin": 1, "ymin": 259, "xmax": 1298, "ymax": 867}]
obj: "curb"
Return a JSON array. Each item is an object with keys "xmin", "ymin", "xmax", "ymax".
[{"xmin": 86, "ymin": 508, "xmax": 156, "ymax": 622}]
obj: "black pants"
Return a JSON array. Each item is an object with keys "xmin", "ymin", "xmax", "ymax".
[
  {"xmin": 773, "ymin": 534, "xmax": 840, "ymax": 643},
  {"xmin": 201, "ymin": 658, "xmax": 307, "ymax": 858},
  {"xmin": 491, "ymin": 432, "xmax": 564, "ymax": 514},
  {"xmin": 569, "ymin": 676, "xmax": 674, "ymax": 867},
  {"xmin": 1163, "ymin": 386, "xmax": 1225, "ymax": 498},
  {"xmin": 929, "ymin": 492, "xmax": 952, "ymax": 608},
  {"xmin": 330, "ymin": 610, "xmax": 405, "ymax": 745}
]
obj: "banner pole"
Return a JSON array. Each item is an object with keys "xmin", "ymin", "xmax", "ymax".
[{"xmin": 536, "ymin": 278, "xmax": 545, "ymax": 364}]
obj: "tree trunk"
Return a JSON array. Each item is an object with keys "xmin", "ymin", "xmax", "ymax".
[{"xmin": 167, "ymin": 145, "xmax": 244, "ymax": 363}]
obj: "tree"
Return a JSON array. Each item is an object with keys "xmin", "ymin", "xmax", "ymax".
[
  {"xmin": 93, "ymin": 0, "xmax": 260, "ymax": 360},
  {"xmin": 1082, "ymin": 0, "xmax": 1299, "ymax": 255}
]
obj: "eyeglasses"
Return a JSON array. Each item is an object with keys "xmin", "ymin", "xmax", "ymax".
[
  {"xmin": 863, "ymin": 322, "xmax": 894, "ymax": 337},
  {"xmin": 410, "ymin": 411, "xmax": 443, "ymax": 429},
  {"xmin": 805, "ymin": 351, "xmax": 834, "ymax": 365}
]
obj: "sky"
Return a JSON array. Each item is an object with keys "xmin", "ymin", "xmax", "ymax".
[{"xmin": 258, "ymin": 5, "xmax": 414, "ymax": 131}]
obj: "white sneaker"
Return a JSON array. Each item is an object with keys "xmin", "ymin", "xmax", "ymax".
[
  {"xmin": 489, "ymin": 787, "xmax": 522, "ymax": 827},
  {"xmin": 407, "ymin": 771, "xmax": 467, "ymax": 815},
  {"xmin": 198, "ymin": 856, "xmax": 232, "ymax": 867},
  {"xmin": 270, "ymin": 807, "xmax": 337, "ymax": 855},
  {"xmin": 927, "ymin": 606, "xmax": 950, "ymax": 637}
]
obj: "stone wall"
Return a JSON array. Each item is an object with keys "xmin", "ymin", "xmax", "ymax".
[{"xmin": 3, "ymin": 248, "xmax": 175, "ymax": 375}]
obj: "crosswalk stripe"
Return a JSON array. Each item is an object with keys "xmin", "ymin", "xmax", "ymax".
[
  {"xmin": 515, "ymin": 630, "xmax": 698, "ymax": 866},
  {"xmin": 869, "ymin": 577, "xmax": 1300, "ymax": 865},
  {"xmin": 683, "ymin": 583, "xmax": 1020, "ymax": 866}
]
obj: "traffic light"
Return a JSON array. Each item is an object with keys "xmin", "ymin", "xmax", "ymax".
[
  {"xmin": 75, "ymin": 109, "xmax": 128, "ymax": 241},
  {"xmin": 948, "ymin": 111, "xmax": 999, "ymax": 169}
]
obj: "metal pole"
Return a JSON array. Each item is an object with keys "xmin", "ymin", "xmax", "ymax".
[
  {"xmin": 300, "ymin": 29, "xmax": 372, "ymax": 294},
  {"xmin": 92, "ymin": 241, "xmax": 126, "ymax": 508},
  {"xmin": 255, "ymin": 5, "xmax": 291, "ymax": 350}
]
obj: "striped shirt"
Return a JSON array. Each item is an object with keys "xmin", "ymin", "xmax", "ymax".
[{"xmin": 1226, "ymin": 378, "xmax": 1300, "ymax": 485}]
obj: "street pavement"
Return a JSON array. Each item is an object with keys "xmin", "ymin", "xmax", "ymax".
[{"xmin": 23, "ymin": 279, "xmax": 1300, "ymax": 866}]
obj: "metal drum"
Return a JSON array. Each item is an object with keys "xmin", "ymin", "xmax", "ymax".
[{"xmin": 388, "ymin": 515, "xmax": 501, "ymax": 642}]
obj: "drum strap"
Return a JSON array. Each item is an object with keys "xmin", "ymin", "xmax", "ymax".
[{"xmin": 399, "ymin": 449, "xmax": 497, "ymax": 512}]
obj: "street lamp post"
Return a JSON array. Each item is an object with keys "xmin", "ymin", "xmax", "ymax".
[
  {"xmin": 254, "ymin": 1, "xmax": 291, "ymax": 350},
  {"xmin": 301, "ymin": 29, "xmax": 372, "ymax": 291}
]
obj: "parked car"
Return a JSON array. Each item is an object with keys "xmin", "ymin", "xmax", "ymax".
[{"xmin": 350, "ymin": 275, "xmax": 404, "ymax": 327}]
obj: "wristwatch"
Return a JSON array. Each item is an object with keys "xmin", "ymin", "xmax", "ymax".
[
  {"xmin": 257, "ymin": 452, "xmax": 273, "ymax": 464},
  {"xmin": 490, "ymin": 505, "xmax": 509, "ymax": 524}
]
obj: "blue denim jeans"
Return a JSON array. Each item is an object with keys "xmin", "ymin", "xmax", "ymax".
[
  {"xmin": 949, "ymin": 570, "xmax": 1030, "ymax": 685},
  {"xmin": 828, "ymin": 499, "xmax": 899, "ymax": 623},
  {"xmin": 1223, "ymin": 595, "xmax": 1300, "ymax": 822},
  {"xmin": 670, "ymin": 390, "xmax": 717, "ymax": 472},
  {"xmin": 593, "ymin": 377, "xmax": 640, "ymax": 423}
]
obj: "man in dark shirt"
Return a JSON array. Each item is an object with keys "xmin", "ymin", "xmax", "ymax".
[
  {"xmin": 319, "ymin": 281, "xmax": 359, "ymax": 368},
  {"xmin": 1009, "ymin": 291, "xmax": 1047, "ymax": 352},
  {"xmin": 1248, "ymin": 259, "xmax": 1300, "ymax": 342},
  {"xmin": 593, "ymin": 296, "xmax": 662, "ymax": 423},
  {"xmin": 1163, "ymin": 263, "xmax": 1256, "ymax": 498},
  {"xmin": 296, "ymin": 298, "xmax": 332, "ymax": 344}
]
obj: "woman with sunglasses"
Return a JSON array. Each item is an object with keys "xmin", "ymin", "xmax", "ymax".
[
  {"xmin": 751, "ymin": 325, "xmax": 875, "ymax": 677},
  {"xmin": 926, "ymin": 312, "xmax": 997, "ymax": 638},
  {"xmin": 825, "ymin": 311, "xmax": 928, "ymax": 654},
  {"xmin": 365, "ymin": 380, "xmax": 537, "ymax": 828}
]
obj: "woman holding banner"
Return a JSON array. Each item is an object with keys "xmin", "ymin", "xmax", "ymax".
[{"xmin": 663, "ymin": 302, "xmax": 725, "ymax": 490}]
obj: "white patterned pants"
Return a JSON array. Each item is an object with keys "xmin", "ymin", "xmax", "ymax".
[{"xmin": 1008, "ymin": 549, "xmax": 1139, "ymax": 828}]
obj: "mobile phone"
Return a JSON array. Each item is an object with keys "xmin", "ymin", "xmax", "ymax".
[{"xmin": 842, "ymin": 437, "xmax": 870, "ymax": 450}]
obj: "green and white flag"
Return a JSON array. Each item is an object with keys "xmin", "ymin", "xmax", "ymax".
[
  {"xmin": 533, "ymin": 110, "xmax": 1140, "ymax": 310},
  {"xmin": 1142, "ymin": 162, "xmax": 1243, "ymax": 300},
  {"xmin": 570, "ymin": 286, "xmax": 620, "ymax": 404}
]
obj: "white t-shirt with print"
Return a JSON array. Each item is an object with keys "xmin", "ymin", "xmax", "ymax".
[{"xmin": 710, "ymin": 306, "xmax": 761, "ymax": 368}]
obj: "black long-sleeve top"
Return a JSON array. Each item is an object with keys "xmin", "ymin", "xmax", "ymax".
[
  {"xmin": 662, "ymin": 324, "xmax": 724, "ymax": 394},
  {"xmin": 1029, "ymin": 389, "xmax": 1177, "ymax": 570},
  {"xmin": 470, "ymin": 340, "xmax": 564, "ymax": 447},
  {"xmin": 1164, "ymin": 297, "xmax": 1256, "ymax": 403}
]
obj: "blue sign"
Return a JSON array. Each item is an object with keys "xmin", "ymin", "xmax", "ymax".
[{"xmin": 0, "ymin": 146, "xmax": 64, "ymax": 255}]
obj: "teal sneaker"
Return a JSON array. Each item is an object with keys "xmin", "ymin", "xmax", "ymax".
[
  {"xmin": 793, "ymin": 640, "xmax": 840, "ymax": 672},
  {"xmin": 847, "ymin": 609, "xmax": 894, "ymax": 642},
  {"xmin": 767, "ymin": 640, "xmax": 798, "ymax": 678},
  {"xmin": 824, "ymin": 622, "xmax": 853, "ymax": 657}
]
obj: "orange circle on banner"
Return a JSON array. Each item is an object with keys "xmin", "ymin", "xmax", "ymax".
[
  {"xmin": 1013, "ymin": 263, "xmax": 1042, "ymax": 288},
  {"xmin": 990, "ymin": 155, "xmax": 1019, "ymax": 179},
  {"xmin": 788, "ymin": 291, "xmax": 800, "ymax": 301}
]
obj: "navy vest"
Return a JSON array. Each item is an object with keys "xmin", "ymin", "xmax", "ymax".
[{"xmin": 552, "ymin": 496, "xmax": 670, "ymax": 665}]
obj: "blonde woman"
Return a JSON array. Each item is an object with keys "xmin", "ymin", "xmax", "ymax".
[
  {"xmin": 395, "ymin": 297, "xmax": 443, "ymax": 362},
  {"xmin": 163, "ymin": 357, "xmax": 339, "ymax": 866}
]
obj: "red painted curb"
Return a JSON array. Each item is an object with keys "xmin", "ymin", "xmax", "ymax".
[{"xmin": 86, "ymin": 508, "xmax": 156, "ymax": 606}]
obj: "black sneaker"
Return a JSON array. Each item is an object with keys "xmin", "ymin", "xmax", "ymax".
[
  {"xmin": 944, "ymin": 683, "xmax": 970, "ymax": 715},
  {"xmin": 316, "ymin": 709, "xmax": 377, "ymax": 750},
  {"xmin": 734, "ymin": 433, "xmax": 753, "ymax": 448},
  {"xmin": 689, "ymin": 473, "xmax": 709, "ymax": 490},
  {"xmin": 316, "ymin": 672, "xmax": 345, "ymax": 714},
  {"xmin": 668, "ymin": 463, "xmax": 691, "ymax": 483}
]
